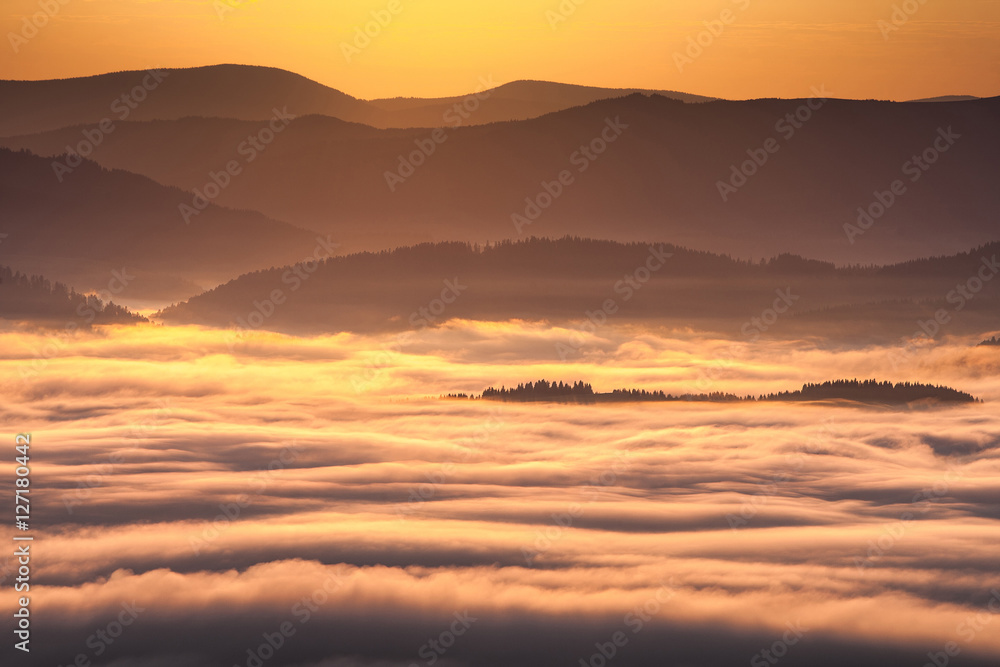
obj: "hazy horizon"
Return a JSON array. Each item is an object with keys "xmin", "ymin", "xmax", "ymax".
[
  {"xmin": 3, "ymin": 62, "xmax": 995, "ymax": 103},
  {"xmin": 2, "ymin": 1, "xmax": 999, "ymax": 100}
]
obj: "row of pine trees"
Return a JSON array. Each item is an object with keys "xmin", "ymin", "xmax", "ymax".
[{"xmin": 471, "ymin": 379, "xmax": 978, "ymax": 404}]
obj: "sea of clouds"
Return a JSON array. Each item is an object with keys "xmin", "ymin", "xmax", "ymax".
[{"xmin": 1, "ymin": 321, "xmax": 998, "ymax": 667}]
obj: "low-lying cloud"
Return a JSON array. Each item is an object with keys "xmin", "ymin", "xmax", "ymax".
[{"xmin": 1, "ymin": 322, "xmax": 998, "ymax": 666}]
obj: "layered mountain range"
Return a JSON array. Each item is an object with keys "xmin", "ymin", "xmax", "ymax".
[
  {"xmin": 157, "ymin": 237, "xmax": 1000, "ymax": 344},
  {"xmin": 1, "ymin": 65, "xmax": 997, "ymax": 320}
]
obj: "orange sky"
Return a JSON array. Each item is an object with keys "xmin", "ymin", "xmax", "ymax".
[{"xmin": 1, "ymin": 0, "xmax": 998, "ymax": 100}]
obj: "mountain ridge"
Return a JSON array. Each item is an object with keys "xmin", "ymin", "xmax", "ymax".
[
  {"xmin": 0, "ymin": 147, "xmax": 330, "ymax": 304},
  {"xmin": 0, "ymin": 64, "xmax": 713, "ymax": 136},
  {"xmin": 155, "ymin": 236, "xmax": 1000, "ymax": 342},
  {"xmin": 6, "ymin": 92, "xmax": 996, "ymax": 263}
]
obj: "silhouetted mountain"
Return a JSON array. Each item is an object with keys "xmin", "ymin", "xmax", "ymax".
[
  {"xmin": 366, "ymin": 79, "xmax": 713, "ymax": 126},
  {"xmin": 7, "ymin": 93, "xmax": 997, "ymax": 263},
  {"xmin": 472, "ymin": 378, "xmax": 977, "ymax": 404},
  {"xmin": 0, "ymin": 66, "xmax": 366, "ymax": 137},
  {"xmin": 156, "ymin": 237, "xmax": 1000, "ymax": 342},
  {"xmin": 0, "ymin": 65, "xmax": 707, "ymax": 137},
  {"xmin": 908, "ymin": 95, "xmax": 980, "ymax": 103},
  {"xmin": 0, "ymin": 265, "xmax": 146, "ymax": 325},
  {"xmin": 0, "ymin": 148, "xmax": 327, "ymax": 303},
  {"xmin": 979, "ymin": 336, "xmax": 1000, "ymax": 347}
]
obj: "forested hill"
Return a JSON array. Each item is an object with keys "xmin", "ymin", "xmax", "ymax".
[
  {"xmin": 761, "ymin": 380, "xmax": 978, "ymax": 404},
  {"xmin": 464, "ymin": 379, "xmax": 979, "ymax": 405},
  {"xmin": 157, "ymin": 236, "xmax": 1000, "ymax": 342},
  {"xmin": 0, "ymin": 266, "xmax": 146, "ymax": 325}
]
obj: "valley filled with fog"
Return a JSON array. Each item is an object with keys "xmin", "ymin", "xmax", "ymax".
[{"xmin": 3, "ymin": 321, "xmax": 998, "ymax": 667}]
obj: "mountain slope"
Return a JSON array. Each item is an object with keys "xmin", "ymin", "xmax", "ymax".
[
  {"xmin": 7, "ymin": 94, "xmax": 998, "ymax": 263},
  {"xmin": 0, "ymin": 65, "xmax": 370, "ymax": 137},
  {"xmin": 0, "ymin": 264, "xmax": 146, "ymax": 326},
  {"xmin": 0, "ymin": 148, "xmax": 328, "ymax": 303},
  {"xmin": 157, "ymin": 237, "xmax": 1000, "ymax": 342},
  {"xmin": 368, "ymin": 79, "xmax": 714, "ymax": 126},
  {"xmin": 0, "ymin": 65, "xmax": 709, "ymax": 136},
  {"xmin": 908, "ymin": 95, "xmax": 980, "ymax": 103}
]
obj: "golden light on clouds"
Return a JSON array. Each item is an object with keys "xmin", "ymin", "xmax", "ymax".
[
  {"xmin": 1, "ymin": 0, "xmax": 997, "ymax": 99},
  {"xmin": 2, "ymin": 1, "xmax": 999, "ymax": 663},
  {"xmin": 3, "ymin": 322, "xmax": 1000, "ymax": 664}
]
